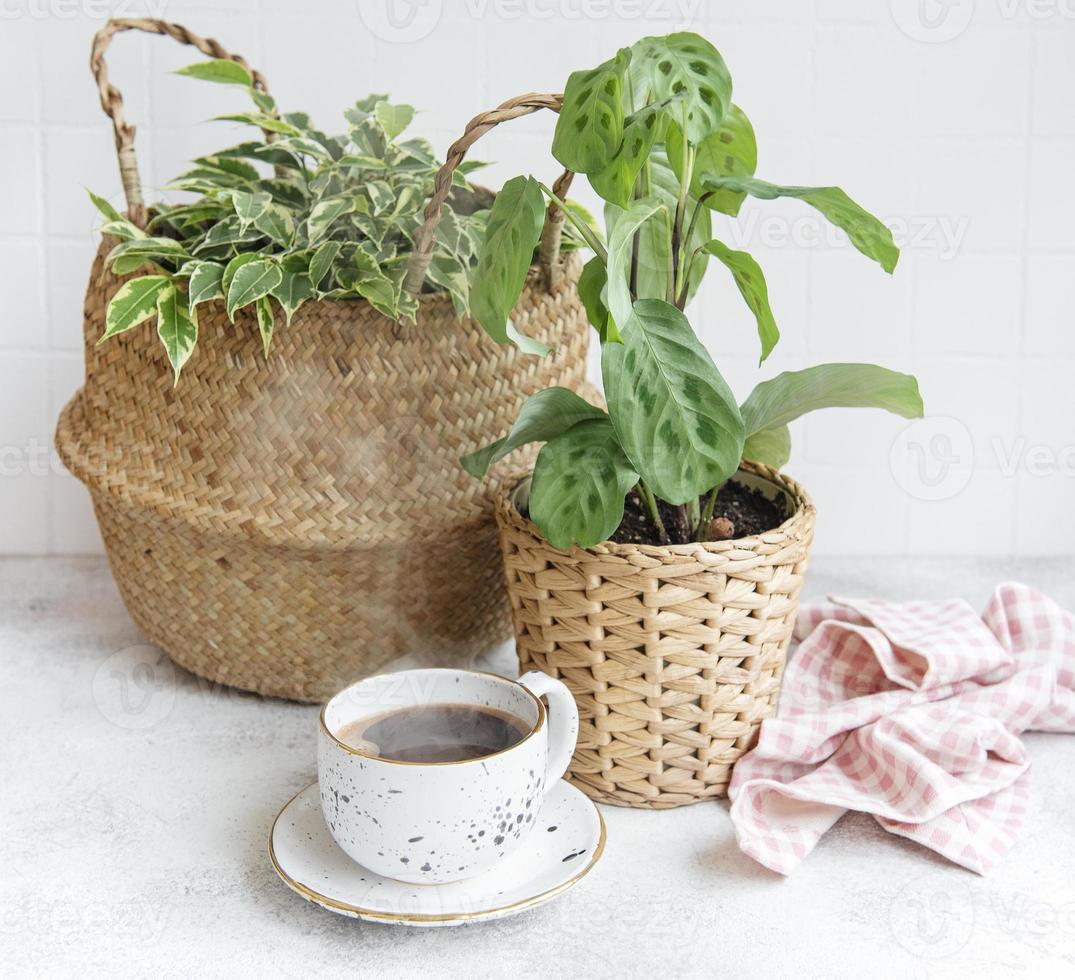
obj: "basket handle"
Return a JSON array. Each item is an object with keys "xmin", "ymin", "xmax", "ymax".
[
  {"xmin": 90, "ymin": 17, "xmax": 270, "ymax": 228},
  {"xmin": 403, "ymin": 92, "xmax": 574, "ymax": 297}
]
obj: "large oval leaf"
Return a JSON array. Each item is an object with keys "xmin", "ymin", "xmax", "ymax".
[
  {"xmin": 530, "ymin": 418, "xmax": 639, "ymax": 550},
  {"xmin": 552, "ymin": 49, "xmax": 630, "ymax": 175},
  {"xmin": 700, "ymin": 176, "xmax": 899, "ymax": 273},
  {"xmin": 740, "ymin": 363, "xmax": 925, "ymax": 435},
  {"xmin": 462, "ymin": 387, "xmax": 607, "ymax": 478},
  {"xmin": 470, "ymin": 175, "xmax": 546, "ymax": 345},
  {"xmin": 602, "ymin": 298, "xmax": 744, "ymax": 504},
  {"xmin": 629, "ymin": 33, "xmax": 731, "ymax": 143}
]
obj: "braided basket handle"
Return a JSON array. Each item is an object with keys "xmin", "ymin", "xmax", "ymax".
[
  {"xmin": 403, "ymin": 92, "xmax": 574, "ymax": 297},
  {"xmin": 90, "ymin": 17, "xmax": 270, "ymax": 228}
]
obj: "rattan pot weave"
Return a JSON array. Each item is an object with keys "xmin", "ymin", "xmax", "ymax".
[
  {"xmin": 494, "ymin": 461, "xmax": 816, "ymax": 808},
  {"xmin": 54, "ymin": 18, "xmax": 591, "ymax": 701}
]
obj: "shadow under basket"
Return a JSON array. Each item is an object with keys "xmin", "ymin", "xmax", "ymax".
[{"xmin": 494, "ymin": 460, "xmax": 816, "ymax": 809}]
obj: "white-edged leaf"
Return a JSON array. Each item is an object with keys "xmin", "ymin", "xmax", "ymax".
[
  {"xmin": 226, "ymin": 259, "xmax": 282, "ymax": 321},
  {"xmin": 307, "ymin": 198, "xmax": 354, "ymax": 243},
  {"xmin": 156, "ymin": 285, "xmax": 198, "ymax": 382},
  {"xmin": 374, "ymin": 101, "xmax": 415, "ymax": 141},
  {"xmin": 255, "ymin": 295, "xmax": 275, "ymax": 356},
  {"xmin": 309, "ymin": 241, "xmax": 341, "ymax": 291},
  {"xmin": 187, "ymin": 261, "xmax": 225, "ymax": 313},
  {"xmin": 99, "ymin": 276, "xmax": 171, "ymax": 342},
  {"xmin": 87, "ymin": 189, "xmax": 124, "ymax": 223},
  {"xmin": 232, "ymin": 189, "xmax": 271, "ymax": 230},
  {"xmin": 270, "ymin": 264, "xmax": 314, "ymax": 324},
  {"xmin": 253, "ymin": 203, "xmax": 295, "ymax": 244}
]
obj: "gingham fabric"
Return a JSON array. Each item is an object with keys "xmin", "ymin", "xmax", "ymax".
[{"xmin": 728, "ymin": 583, "xmax": 1075, "ymax": 875}]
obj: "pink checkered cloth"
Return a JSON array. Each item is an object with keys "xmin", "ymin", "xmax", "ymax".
[{"xmin": 728, "ymin": 582, "xmax": 1075, "ymax": 875}]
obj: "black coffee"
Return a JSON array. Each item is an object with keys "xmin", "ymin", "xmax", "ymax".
[{"xmin": 337, "ymin": 704, "xmax": 528, "ymax": 763}]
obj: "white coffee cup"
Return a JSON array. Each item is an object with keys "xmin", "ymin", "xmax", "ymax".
[{"xmin": 318, "ymin": 668, "xmax": 579, "ymax": 884}]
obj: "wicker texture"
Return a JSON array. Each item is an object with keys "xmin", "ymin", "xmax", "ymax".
[
  {"xmin": 56, "ymin": 18, "xmax": 594, "ymax": 701},
  {"xmin": 58, "ymin": 244, "xmax": 590, "ymax": 701},
  {"xmin": 494, "ymin": 461, "xmax": 816, "ymax": 808}
]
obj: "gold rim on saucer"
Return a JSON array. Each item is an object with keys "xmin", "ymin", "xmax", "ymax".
[{"xmin": 267, "ymin": 782, "xmax": 606, "ymax": 924}]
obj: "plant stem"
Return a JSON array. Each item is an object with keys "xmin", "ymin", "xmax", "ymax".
[
  {"xmin": 538, "ymin": 183, "xmax": 607, "ymax": 263},
  {"xmin": 686, "ymin": 494, "xmax": 700, "ymax": 530},
  {"xmin": 695, "ymin": 484, "xmax": 720, "ymax": 541},
  {"xmin": 676, "ymin": 193, "xmax": 714, "ymax": 309},
  {"xmin": 637, "ymin": 481, "xmax": 669, "ymax": 545}
]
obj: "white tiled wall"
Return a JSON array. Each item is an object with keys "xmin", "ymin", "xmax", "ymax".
[{"xmin": 2, "ymin": 0, "xmax": 1073, "ymax": 556}]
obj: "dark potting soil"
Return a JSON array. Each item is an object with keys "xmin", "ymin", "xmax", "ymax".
[{"xmin": 609, "ymin": 479, "xmax": 788, "ymax": 546}]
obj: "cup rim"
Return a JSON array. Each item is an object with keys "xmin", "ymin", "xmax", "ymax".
[{"xmin": 319, "ymin": 668, "xmax": 547, "ymax": 767}]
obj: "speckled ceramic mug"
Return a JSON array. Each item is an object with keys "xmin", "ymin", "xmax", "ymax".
[{"xmin": 318, "ymin": 668, "xmax": 579, "ymax": 884}]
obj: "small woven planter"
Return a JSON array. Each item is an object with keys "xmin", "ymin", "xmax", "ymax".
[
  {"xmin": 494, "ymin": 460, "xmax": 816, "ymax": 808},
  {"xmin": 55, "ymin": 18, "xmax": 592, "ymax": 701}
]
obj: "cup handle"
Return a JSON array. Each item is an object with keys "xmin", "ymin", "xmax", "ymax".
[{"xmin": 518, "ymin": 671, "xmax": 579, "ymax": 789}]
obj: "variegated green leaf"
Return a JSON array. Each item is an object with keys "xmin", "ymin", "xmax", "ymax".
[
  {"xmin": 307, "ymin": 198, "xmax": 354, "ymax": 243},
  {"xmin": 226, "ymin": 259, "xmax": 282, "ymax": 321},
  {"xmin": 271, "ymin": 261, "xmax": 314, "ymax": 324},
  {"xmin": 374, "ymin": 101, "xmax": 415, "ymax": 141},
  {"xmin": 99, "ymin": 275, "xmax": 171, "ymax": 342},
  {"xmin": 309, "ymin": 241, "xmax": 341, "ymax": 291},
  {"xmin": 156, "ymin": 285, "xmax": 199, "ymax": 382},
  {"xmin": 232, "ymin": 189, "xmax": 271, "ymax": 230},
  {"xmin": 255, "ymin": 295, "xmax": 275, "ymax": 356},
  {"xmin": 187, "ymin": 261, "xmax": 225, "ymax": 313}
]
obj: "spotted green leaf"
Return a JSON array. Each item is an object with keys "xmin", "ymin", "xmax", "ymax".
[
  {"xmin": 602, "ymin": 298, "xmax": 743, "ymax": 504},
  {"xmin": 529, "ymin": 417, "xmax": 639, "ymax": 550},
  {"xmin": 99, "ymin": 276, "xmax": 171, "ymax": 342},
  {"xmin": 589, "ymin": 101, "xmax": 664, "ymax": 208},
  {"xmin": 701, "ymin": 239, "xmax": 779, "ymax": 363},
  {"xmin": 667, "ymin": 104, "xmax": 757, "ymax": 216},
  {"xmin": 630, "ymin": 33, "xmax": 731, "ymax": 143},
  {"xmin": 462, "ymin": 387, "xmax": 607, "ymax": 478},
  {"xmin": 470, "ymin": 175, "xmax": 546, "ymax": 345},
  {"xmin": 156, "ymin": 285, "xmax": 198, "ymax": 382},
  {"xmin": 552, "ymin": 49, "xmax": 630, "ymax": 175}
]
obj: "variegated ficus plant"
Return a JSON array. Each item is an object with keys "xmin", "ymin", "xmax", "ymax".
[
  {"xmin": 463, "ymin": 32, "xmax": 924, "ymax": 549},
  {"xmin": 89, "ymin": 59, "xmax": 500, "ymax": 379}
]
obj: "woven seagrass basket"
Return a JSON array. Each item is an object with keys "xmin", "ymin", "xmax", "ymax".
[
  {"xmin": 494, "ymin": 460, "xmax": 816, "ymax": 808},
  {"xmin": 55, "ymin": 18, "xmax": 593, "ymax": 701}
]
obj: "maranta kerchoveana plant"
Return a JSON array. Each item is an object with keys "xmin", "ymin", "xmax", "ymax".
[
  {"xmin": 462, "ymin": 32, "xmax": 925, "ymax": 549},
  {"xmin": 89, "ymin": 59, "xmax": 596, "ymax": 380}
]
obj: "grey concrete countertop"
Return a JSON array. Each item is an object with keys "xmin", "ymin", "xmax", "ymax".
[{"xmin": 3, "ymin": 557, "xmax": 1074, "ymax": 979}]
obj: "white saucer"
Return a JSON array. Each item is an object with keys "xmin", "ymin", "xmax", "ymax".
[{"xmin": 269, "ymin": 780, "xmax": 605, "ymax": 927}]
